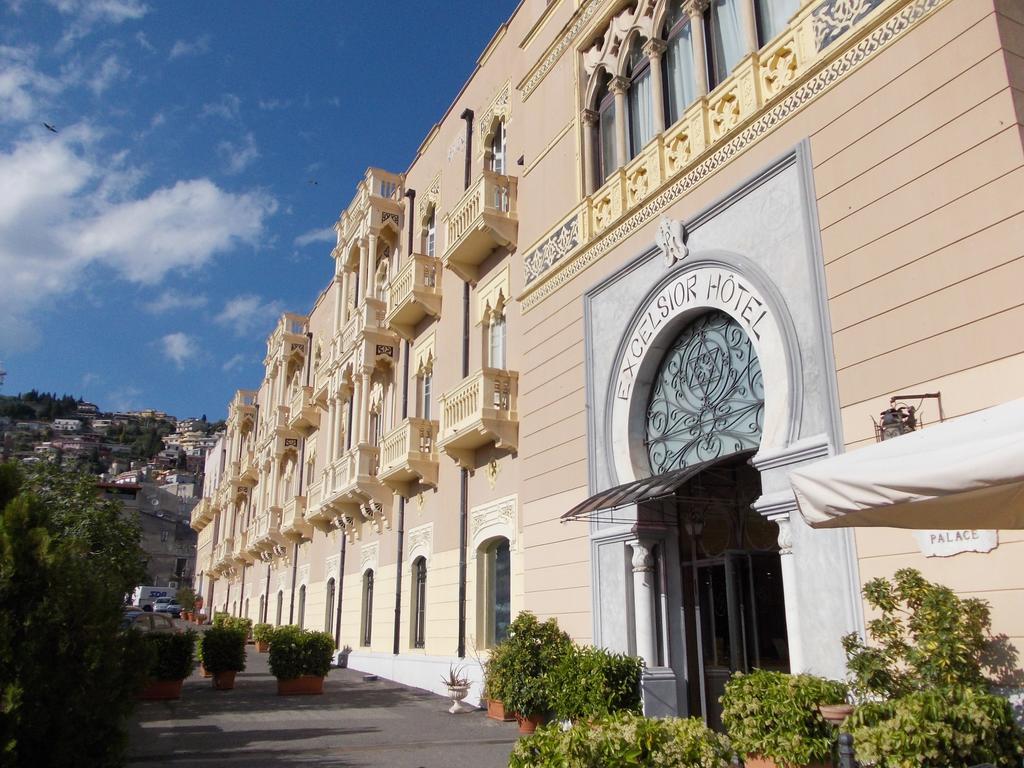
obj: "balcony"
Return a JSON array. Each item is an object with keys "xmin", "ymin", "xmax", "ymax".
[
  {"xmin": 190, "ymin": 498, "xmax": 212, "ymax": 531},
  {"xmin": 245, "ymin": 520, "xmax": 264, "ymax": 558},
  {"xmin": 267, "ymin": 313, "xmax": 307, "ymax": 366},
  {"xmin": 273, "ymin": 405, "xmax": 301, "ymax": 456},
  {"xmin": 229, "ymin": 390, "xmax": 257, "ymax": 428},
  {"xmin": 233, "ymin": 531, "xmax": 256, "ymax": 565},
  {"xmin": 288, "ymin": 385, "xmax": 321, "ymax": 435},
  {"xmin": 379, "ymin": 417, "xmax": 440, "ymax": 496},
  {"xmin": 443, "ymin": 170, "xmax": 518, "ymax": 283},
  {"xmin": 303, "ymin": 478, "xmax": 335, "ymax": 533},
  {"xmin": 213, "ymin": 538, "xmax": 234, "ymax": 574},
  {"xmin": 437, "ymin": 368, "xmax": 519, "ymax": 469},
  {"xmin": 348, "ymin": 298, "xmax": 400, "ymax": 368},
  {"xmin": 281, "ymin": 496, "xmax": 312, "ymax": 541},
  {"xmin": 386, "ymin": 253, "xmax": 442, "ymax": 340},
  {"xmin": 239, "ymin": 450, "xmax": 259, "ymax": 485},
  {"xmin": 253, "ymin": 507, "xmax": 286, "ymax": 551},
  {"xmin": 321, "ymin": 446, "xmax": 391, "ymax": 528}
]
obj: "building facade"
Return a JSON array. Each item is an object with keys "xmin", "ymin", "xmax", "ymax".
[{"xmin": 192, "ymin": 0, "xmax": 1024, "ymax": 715}]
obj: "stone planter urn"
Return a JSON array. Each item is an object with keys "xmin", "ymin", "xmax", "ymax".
[
  {"xmin": 818, "ymin": 703, "xmax": 855, "ymax": 725},
  {"xmin": 446, "ymin": 683, "xmax": 473, "ymax": 714}
]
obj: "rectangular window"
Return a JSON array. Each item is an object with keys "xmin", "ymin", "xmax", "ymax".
[
  {"xmin": 488, "ymin": 317, "xmax": 506, "ymax": 370},
  {"xmin": 599, "ymin": 99, "xmax": 617, "ymax": 182},
  {"xmin": 421, "ymin": 373, "xmax": 432, "ymax": 421},
  {"xmin": 708, "ymin": 0, "xmax": 745, "ymax": 88},
  {"xmin": 628, "ymin": 67, "xmax": 653, "ymax": 158},
  {"xmin": 755, "ymin": 0, "xmax": 798, "ymax": 46},
  {"xmin": 426, "ymin": 213, "xmax": 436, "ymax": 257},
  {"xmin": 664, "ymin": 22, "xmax": 696, "ymax": 126}
]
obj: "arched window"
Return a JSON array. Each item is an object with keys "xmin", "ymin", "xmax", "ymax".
[
  {"xmin": 361, "ymin": 570, "xmax": 374, "ymax": 647},
  {"xmin": 411, "ymin": 557, "xmax": 427, "ymax": 649},
  {"xmin": 325, "ymin": 577, "xmax": 336, "ymax": 634},
  {"xmin": 480, "ymin": 538, "xmax": 511, "ymax": 647},
  {"xmin": 297, "ymin": 584, "xmax": 306, "ymax": 628},
  {"xmin": 488, "ymin": 120, "xmax": 507, "ymax": 175},
  {"xmin": 645, "ymin": 311, "xmax": 764, "ymax": 473},
  {"xmin": 625, "ymin": 37, "xmax": 653, "ymax": 159},
  {"xmin": 424, "ymin": 208, "xmax": 436, "ymax": 257},
  {"xmin": 595, "ymin": 73, "xmax": 616, "ymax": 183},
  {"xmin": 259, "ymin": 594, "xmax": 266, "ymax": 624},
  {"xmin": 708, "ymin": 0, "xmax": 745, "ymax": 88},
  {"xmin": 662, "ymin": 0, "xmax": 696, "ymax": 126},
  {"xmin": 418, "ymin": 365, "xmax": 433, "ymax": 421},
  {"xmin": 275, "ymin": 590, "xmax": 283, "ymax": 626},
  {"xmin": 488, "ymin": 314, "xmax": 506, "ymax": 370}
]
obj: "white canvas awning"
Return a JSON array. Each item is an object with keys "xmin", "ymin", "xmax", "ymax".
[{"xmin": 790, "ymin": 399, "xmax": 1024, "ymax": 530}]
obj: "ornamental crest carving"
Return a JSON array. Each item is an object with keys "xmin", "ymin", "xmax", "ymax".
[{"xmin": 655, "ymin": 215, "xmax": 688, "ymax": 268}]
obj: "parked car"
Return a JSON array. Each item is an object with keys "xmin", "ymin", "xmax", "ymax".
[
  {"xmin": 120, "ymin": 610, "xmax": 180, "ymax": 633},
  {"xmin": 152, "ymin": 598, "xmax": 182, "ymax": 618}
]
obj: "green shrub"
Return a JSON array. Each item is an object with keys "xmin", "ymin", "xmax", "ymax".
[
  {"xmin": 843, "ymin": 568, "xmax": 1018, "ymax": 700},
  {"xmin": 252, "ymin": 622, "xmax": 273, "ymax": 644},
  {"xmin": 549, "ymin": 645, "xmax": 643, "ymax": 722},
  {"xmin": 268, "ymin": 626, "xmax": 335, "ymax": 680},
  {"xmin": 175, "ymin": 586, "xmax": 196, "ymax": 612},
  {"xmin": 492, "ymin": 612, "xmax": 573, "ymax": 718},
  {"xmin": 720, "ymin": 669, "xmax": 847, "ymax": 765},
  {"xmin": 845, "ymin": 686, "xmax": 1024, "ymax": 768},
  {"xmin": 212, "ymin": 611, "xmax": 229, "ymax": 628},
  {"xmin": 509, "ymin": 712, "xmax": 732, "ymax": 768},
  {"xmin": 200, "ymin": 626, "xmax": 247, "ymax": 674},
  {"xmin": 1, "ymin": 461, "xmax": 148, "ymax": 766},
  {"xmin": 142, "ymin": 630, "xmax": 196, "ymax": 681}
]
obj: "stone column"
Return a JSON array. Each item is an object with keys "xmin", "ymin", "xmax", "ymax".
[
  {"xmin": 365, "ymin": 233, "xmax": 378, "ymax": 302},
  {"xmin": 339, "ymin": 270, "xmax": 350, "ymax": 327},
  {"xmin": 581, "ymin": 109, "xmax": 599, "ymax": 195},
  {"xmin": 325, "ymin": 398, "xmax": 336, "ymax": 465},
  {"xmin": 685, "ymin": 0, "xmax": 710, "ymax": 97},
  {"xmin": 358, "ymin": 372, "xmax": 372, "ymax": 444},
  {"xmin": 357, "ymin": 237, "xmax": 369, "ymax": 307},
  {"xmin": 644, "ymin": 38, "xmax": 668, "ymax": 133},
  {"xmin": 629, "ymin": 539, "xmax": 659, "ymax": 666},
  {"xmin": 609, "ymin": 76, "xmax": 630, "ymax": 168},
  {"xmin": 775, "ymin": 517, "xmax": 804, "ymax": 672},
  {"xmin": 739, "ymin": 0, "xmax": 759, "ymax": 57}
]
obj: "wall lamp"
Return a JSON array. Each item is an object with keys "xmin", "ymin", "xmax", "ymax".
[{"xmin": 874, "ymin": 392, "xmax": 943, "ymax": 441}]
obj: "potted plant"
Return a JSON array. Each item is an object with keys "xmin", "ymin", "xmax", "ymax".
[
  {"xmin": 253, "ymin": 623, "xmax": 273, "ymax": 653},
  {"xmin": 200, "ymin": 625, "xmax": 247, "ymax": 690},
  {"xmin": 176, "ymin": 586, "xmax": 196, "ymax": 622},
  {"xmin": 268, "ymin": 626, "xmax": 335, "ymax": 695},
  {"xmin": 336, "ymin": 643, "xmax": 352, "ymax": 669},
  {"xmin": 442, "ymin": 664, "xmax": 473, "ymax": 714},
  {"xmin": 482, "ymin": 641, "xmax": 516, "ymax": 721},
  {"xmin": 839, "ymin": 569, "xmax": 1024, "ymax": 767},
  {"xmin": 194, "ymin": 633, "xmax": 212, "ymax": 677},
  {"xmin": 720, "ymin": 669, "xmax": 848, "ymax": 768},
  {"xmin": 138, "ymin": 630, "xmax": 196, "ymax": 700},
  {"xmin": 549, "ymin": 645, "xmax": 643, "ymax": 723},
  {"xmin": 494, "ymin": 612, "xmax": 573, "ymax": 734}
]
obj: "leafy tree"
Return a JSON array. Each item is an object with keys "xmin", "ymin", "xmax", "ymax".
[{"xmin": 0, "ymin": 461, "xmax": 147, "ymax": 766}]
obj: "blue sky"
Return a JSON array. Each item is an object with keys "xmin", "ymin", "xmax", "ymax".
[{"xmin": 0, "ymin": 0, "xmax": 518, "ymax": 419}]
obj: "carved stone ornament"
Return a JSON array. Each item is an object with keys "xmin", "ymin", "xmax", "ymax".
[
  {"xmin": 655, "ymin": 215, "xmax": 688, "ymax": 268},
  {"xmin": 630, "ymin": 540, "xmax": 655, "ymax": 573},
  {"xmin": 776, "ymin": 519, "xmax": 793, "ymax": 555}
]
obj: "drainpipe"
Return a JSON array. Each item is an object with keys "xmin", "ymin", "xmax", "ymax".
[
  {"xmin": 334, "ymin": 534, "xmax": 346, "ymax": 648},
  {"xmin": 393, "ymin": 496, "xmax": 405, "ymax": 655},
  {"xmin": 404, "ymin": 189, "xmax": 416, "ymax": 256},
  {"xmin": 460, "ymin": 109, "xmax": 474, "ymax": 191},
  {"xmin": 238, "ymin": 562, "xmax": 245, "ymax": 617},
  {"xmin": 458, "ymin": 468, "xmax": 468, "ymax": 659},
  {"xmin": 263, "ymin": 563, "xmax": 271, "ymax": 623},
  {"xmin": 462, "ymin": 283, "xmax": 470, "ymax": 378},
  {"xmin": 401, "ymin": 340, "xmax": 410, "ymax": 419},
  {"xmin": 288, "ymin": 542, "xmax": 299, "ymax": 624}
]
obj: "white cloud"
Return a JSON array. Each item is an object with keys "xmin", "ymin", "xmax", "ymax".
[
  {"xmin": 217, "ymin": 132, "xmax": 259, "ymax": 175},
  {"xmin": 215, "ymin": 294, "xmax": 282, "ymax": 337},
  {"xmin": 0, "ymin": 129, "xmax": 277, "ymax": 354},
  {"xmin": 149, "ymin": 111, "xmax": 165, "ymax": 129},
  {"xmin": 145, "ymin": 290, "xmax": 208, "ymax": 314},
  {"xmin": 257, "ymin": 98, "xmax": 289, "ymax": 111},
  {"xmin": 0, "ymin": 45, "xmax": 62, "ymax": 122},
  {"xmin": 201, "ymin": 93, "xmax": 241, "ymax": 121},
  {"xmin": 135, "ymin": 31, "xmax": 155, "ymax": 53},
  {"xmin": 88, "ymin": 53, "xmax": 129, "ymax": 95},
  {"xmin": 169, "ymin": 34, "xmax": 211, "ymax": 60},
  {"xmin": 160, "ymin": 332, "xmax": 195, "ymax": 369},
  {"xmin": 293, "ymin": 226, "xmax": 335, "ymax": 248},
  {"xmin": 48, "ymin": 0, "xmax": 149, "ymax": 48},
  {"xmin": 221, "ymin": 353, "xmax": 248, "ymax": 372},
  {"xmin": 81, "ymin": 371, "xmax": 100, "ymax": 387},
  {"xmin": 106, "ymin": 384, "xmax": 142, "ymax": 411}
]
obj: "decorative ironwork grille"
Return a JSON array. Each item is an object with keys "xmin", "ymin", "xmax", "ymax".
[{"xmin": 645, "ymin": 311, "xmax": 764, "ymax": 473}]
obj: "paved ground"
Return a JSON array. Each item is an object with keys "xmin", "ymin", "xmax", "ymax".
[{"xmin": 127, "ymin": 644, "xmax": 518, "ymax": 768}]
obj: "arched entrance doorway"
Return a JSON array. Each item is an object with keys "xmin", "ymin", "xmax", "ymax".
[{"xmin": 645, "ymin": 309, "xmax": 788, "ymax": 728}]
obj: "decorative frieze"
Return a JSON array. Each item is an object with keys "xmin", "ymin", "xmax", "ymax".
[
  {"xmin": 814, "ymin": 0, "xmax": 886, "ymax": 51},
  {"xmin": 518, "ymin": 0, "xmax": 609, "ymax": 102},
  {"xmin": 470, "ymin": 494, "xmax": 518, "ymax": 552},
  {"xmin": 520, "ymin": 0, "xmax": 947, "ymax": 311},
  {"xmin": 523, "ymin": 214, "xmax": 580, "ymax": 285}
]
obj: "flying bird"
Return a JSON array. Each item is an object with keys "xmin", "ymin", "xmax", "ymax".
[
  {"xmin": 307, "ymin": 179, "xmax": 318, "ymax": 186},
  {"xmin": 43, "ymin": 122, "xmax": 58, "ymax": 133}
]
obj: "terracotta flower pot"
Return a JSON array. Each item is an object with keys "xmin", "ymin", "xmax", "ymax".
[
  {"xmin": 199, "ymin": 663, "xmax": 212, "ymax": 678},
  {"xmin": 138, "ymin": 678, "xmax": 183, "ymax": 701},
  {"xmin": 818, "ymin": 703, "xmax": 855, "ymax": 725},
  {"xmin": 486, "ymin": 698, "xmax": 516, "ymax": 722},
  {"xmin": 212, "ymin": 670, "xmax": 237, "ymax": 690},
  {"xmin": 277, "ymin": 675, "xmax": 324, "ymax": 695},
  {"xmin": 256, "ymin": 641, "xmax": 269, "ymax": 653},
  {"xmin": 516, "ymin": 712, "xmax": 544, "ymax": 734}
]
